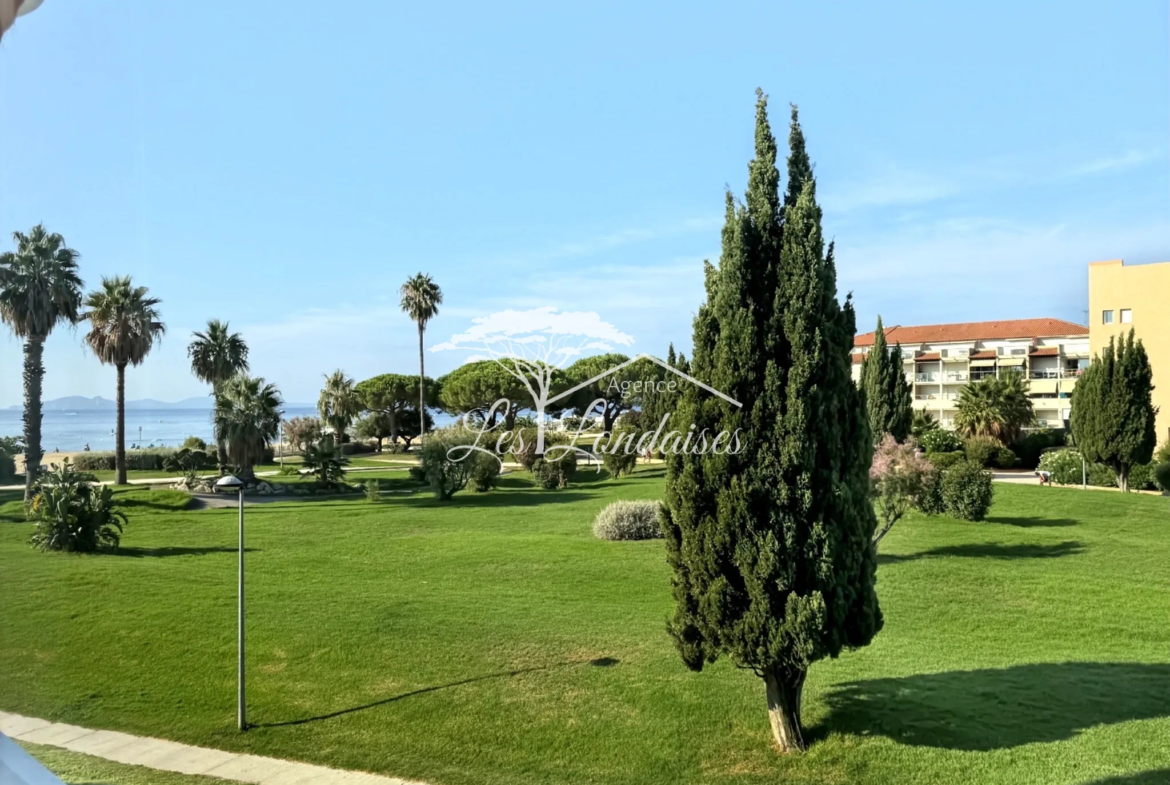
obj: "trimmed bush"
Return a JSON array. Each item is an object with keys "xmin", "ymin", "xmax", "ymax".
[
  {"xmin": 926, "ymin": 451, "xmax": 964, "ymax": 470},
  {"xmin": 364, "ymin": 480, "xmax": 381, "ymax": 502},
  {"xmin": 1154, "ymin": 462, "xmax": 1170, "ymax": 493},
  {"xmin": 994, "ymin": 447, "xmax": 1018, "ymax": 469},
  {"xmin": 532, "ymin": 449, "xmax": 577, "ymax": 490},
  {"xmin": 181, "ymin": 436, "xmax": 209, "ymax": 451},
  {"xmin": 470, "ymin": 455, "xmax": 500, "ymax": 492},
  {"xmin": 940, "ymin": 460, "xmax": 994, "ymax": 521},
  {"xmin": 593, "ymin": 500, "xmax": 662, "ymax": 541},
  {"xmin": 919, "ymin": 428, "xmax": 962, "ymax": 454},
  {"xmin": 340, "ymin": 441, "xmax": 377, "ymax": 456},
  {"xmin": 73, "ymin": 446, "xmax": 273, "ymax": 472},
  {"xmin": 599, "ymin": 431, "xmax": 639, "ymax": 478},
  {"xmin": 963, "ymin": 436, "xmax": 999, "ymax": 468},
  {"xmin": 1128, "ymin": 462, "xmax": 1158, "ymax": 492},
  {"xmin": 916, "ymin": 468, "xmax": 946, "ymax": 515}
]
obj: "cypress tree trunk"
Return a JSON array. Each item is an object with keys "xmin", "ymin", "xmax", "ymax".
[
  {"xmin": 115, "ymin": 363, "xmax": 128, "ymax": 485},
  {"xmin": 764, "ymin": 667, "xmax": 807, "ymax": 752},
  {"xmin": 22, "ymin": 334, "xmax": 46, "ymax": 503},
  {"xmin": 418, "ymin": 324, "xmax": 427, "ymax": 444}
]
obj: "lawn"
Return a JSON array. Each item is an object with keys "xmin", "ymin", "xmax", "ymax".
[
  {"xmin": 17, "ymin": 742, "xmax": 235, "ymax": 785},
  {"xmin": 2, "ymin": 473, "xmax": 1169, "ymax": 785}
]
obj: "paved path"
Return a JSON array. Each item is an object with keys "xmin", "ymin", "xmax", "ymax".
[{"xmin": 0, "ymin": 711, "xmax": 425, "ymax": 785}]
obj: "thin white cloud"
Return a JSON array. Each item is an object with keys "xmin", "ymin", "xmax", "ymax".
[{"xmin": 1066, "ymin": 148, "xmax": 1163, "ymax": 177}]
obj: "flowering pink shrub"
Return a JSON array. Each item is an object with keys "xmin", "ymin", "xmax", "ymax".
[{"xmin": 870, "ymin": 435, "xmax": 932, "ymax": 547}]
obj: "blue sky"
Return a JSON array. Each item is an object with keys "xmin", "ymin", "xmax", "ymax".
[{"xmin": 2, "ymin": 1, "xmax": 1169, "ymax": 407}]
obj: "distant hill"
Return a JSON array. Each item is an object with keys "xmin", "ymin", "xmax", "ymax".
[
  {"xmin": 3, "ymin": 396, "xmax": 317, "ymax": 412},
  {"xmin": 5, "ymin": 396, "xmax": 215, "ymax": 412}
]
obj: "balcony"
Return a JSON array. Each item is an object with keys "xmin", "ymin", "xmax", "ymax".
[
  {"xmin": 1029, "ymin": 370, "xmax": 1083, "ymax": 380},
  {"xmin": 915, "ymin": 373, "xmax": 938, "ymax": 383},
  {"xmin": 943, "ymin": 372, "xmax": 968, "ymax": 382}
]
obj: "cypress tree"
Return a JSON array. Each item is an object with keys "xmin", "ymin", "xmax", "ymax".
[
  {"xmin": 859, "ymin": 317, "xmax": 913, "ymax": 443},
  {"xmin": 662, "ymin": 93, "xmax": 880, "ymax": 753},
  {"xmin": 888, "ymin": 343, "xmax": 913, "ymax": 441},
  {"xmin": 1070, "ymin": 329, "xmax": 1157, "ymax": 492}
]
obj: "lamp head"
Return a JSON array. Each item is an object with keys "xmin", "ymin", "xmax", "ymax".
[{"xmin": 216, "ymin": 475, "xmax": 244, "ymax": 491}]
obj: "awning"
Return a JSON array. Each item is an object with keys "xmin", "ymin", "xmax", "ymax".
[
  {"xmin": 1030, "ymin": 380, "xmax": 1059, "ymax": 394},
  {"xmin": 998, "ymin": 357, "xmax": 1025, "ymax": 366},
  {"xmin": 970, "ymin": 359, "xmax": 995, "ymax": 367}
]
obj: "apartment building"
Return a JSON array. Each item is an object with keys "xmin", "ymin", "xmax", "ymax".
[
  {"xmin": 851, "ymin": 318, "xmax": 1090, "ymax": 431},
  {"xmin": 1089, "ymin": 259, "xmax": 1170, "ymax": 443}
]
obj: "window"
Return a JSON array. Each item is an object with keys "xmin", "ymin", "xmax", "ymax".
[
  {"xmin": 1120, "ymin": 309, "xmax": 1132, "ymax": 323},
  {"xmin": 1102, "ymin": 310, "xmax": 1114, "ymax": 324},
  {"xmin": 940, "ymin": 349, "xmax": 948, "ymax": 358},
  {"xmin": 1011, "ymin": 348, "xmax": 1026, "ymax": 356}
]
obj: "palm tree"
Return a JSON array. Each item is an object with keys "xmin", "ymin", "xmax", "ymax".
[
  {"xmin": 318, "ymin": 370, "xmax": 362, "ymax": 450},
  {"xmin": 0, "ymin": 225, "xmax": 84, "ymax": 501},
  {"xmin": 187, "ymin": 320, "xmax": 249, "ymax": 473},
  {"xmin": 214, "ymin": 375, "xmax": 282, "ymax": 484},
  {"xmin": 955, "ymin": 375, "xmax": 1034, "ymax": 445},
  {"xmin": 399, "ymin": 273, "xmax": 442, "ymax": 444},
  {"xmin": 83, "ymin": 276, "xmax": 165, "ymax": 485}
]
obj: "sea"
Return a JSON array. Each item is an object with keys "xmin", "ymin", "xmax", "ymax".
[{"xmin": 0, "ymin": 407, "xmax": 318, "ymax": 452}]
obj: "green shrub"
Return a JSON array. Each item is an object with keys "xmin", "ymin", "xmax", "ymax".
[
  {"xmin": 963, "ymin": 436, "xmax": 999, "ymax": 468},
  {"xmin": 73, "ymin": 446, "xmax": 272, "ymax": 472},
  {"xmin": 994, "ymin": 447, "xmax": 1018, "ymax": 469},
  {"xmin": 532, "ymin": 448, "xmax": 578, "ymax": 490},
  {"xmin": 419, "ymin": 429, "xmax": 491, "ymax": 500},
  {"xmin": 919, "ymin": 428, "xmax": 962, "ymax": 454},
  {"xmin": 28, "ymin": 461, "xmax": 126, "ymax": 552},
  {"xmin": 0, "ymin": 449, "xmax": 15, "ymax": 484},
  {"xmin": 1039, "ymin": 449, "xmax": 1087, "ymax": 485},
  {"xmin": 1127, "ymin": 462, "xmax": 1158, "ymax": 492},
  {"xmin": 940, "ymin": 460, "xmax": 994, "ymax": 521},
  {"xmin": 513, "ymin": 428, "xmax": 571, "ymax": 470},
  {"xmin": 1153, "ymin": 462, "xmax": 1170, "ymax": 493},
  {"xmin": 915, "ymin": 468, "xmax": 946, "ymax": 515},
  {"xmin": 1013, "ymin": 428, "xmax": 1067, "ymax": 469},
  {"xmin": 364, "ymin": 480, "xmax": 381, "ymax": 502},
  {"xmin": 162, "ymin": 448, "xmax": 217, "ymax": 476},
  {"xmin": 408, "ymin": 466, "xmax": 427, "ymax": 484},
  {"xmin": 470, "ymin": 455, "xmax": 500, "ymax": 492},
  {"xmin": 599, "ymin": 431, "xmax": 639, "ymax": 478},
  {"xmin": 592, "ymin": 500, "xmax": 662, "ymax": 540},
  {"xmin": 341, "ymin": 441, "xmax": 377, "ymax": 456},
  {"xmin": 926, "ymin": 451, "xmax": 964, "ymax": 470},
  {"xmin": 181, "ymin": 436, "xmax": 209, "ymax": 451}
]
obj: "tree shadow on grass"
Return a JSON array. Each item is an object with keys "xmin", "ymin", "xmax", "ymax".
[
  {"xmin": 256, "ymin": 657, "xmax": 620, "ymax": 728},
  {"xmin": 815, "ymin": 662, "xmax": 1170, "ymax": 751},
  {"xmin": 1077, "ymin": 771, "xmax": 1170, "ymax": 785},
  {"xmin": 113, "ymin": 546, "xmax": 260, "ymax": 558},
  {"xmin": 879, "ymin": 541, "xmax": 1083, "ymax": 565},
  {"xmin": 986, "ymin": 515, "xmax": 1078, "ymax": 528}
]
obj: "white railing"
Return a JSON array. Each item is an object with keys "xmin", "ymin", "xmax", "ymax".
[
  {"xmin": 915, "ymin": 373, "xmax": 937, "ymax": 383},
  {"xmin": 944, "ymin": 372, "xmax": 968, "ymax": 382},
  {"xmin": 1029, "ymin": 370, "xmax": 1083, "ymax": 380}
]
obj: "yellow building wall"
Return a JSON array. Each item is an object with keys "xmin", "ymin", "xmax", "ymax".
[{"xmin": 1088, "ymin": 259, "xmax": 1170, "ymax": 445}]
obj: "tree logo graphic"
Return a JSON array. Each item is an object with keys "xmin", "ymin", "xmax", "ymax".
[{"xmin": 432, "ymin": 306, "xmax": 742, "ymax": 462}]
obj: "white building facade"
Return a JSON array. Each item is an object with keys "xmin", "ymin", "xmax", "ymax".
[{"xmin": 851, "ymin": 318, "xmax": 1090, "ymax": 431}]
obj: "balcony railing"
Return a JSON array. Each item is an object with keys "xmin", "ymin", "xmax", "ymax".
[
  {"xmin": 1029, "ymin": 370, "xmax": 1083, "ymax": 380},
  {"xmin": 944, "ymin": 372, "xmax": 968, "ymax": 382},
  {"xmin": 915, "ymin": 373, "xmax": 937, "ymax": 383}
]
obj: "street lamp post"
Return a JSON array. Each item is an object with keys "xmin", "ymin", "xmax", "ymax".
[{"xmin": 216, "ymin": 474, "xmax": 247, "ymax": 730}]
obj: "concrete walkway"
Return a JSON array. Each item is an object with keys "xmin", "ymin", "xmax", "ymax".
[{"xmin": 0, "ymin": 711, "xmax": 425, "ymax": 785}]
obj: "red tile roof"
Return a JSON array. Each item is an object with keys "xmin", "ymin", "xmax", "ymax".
[
  {"xmin": 852, "ymin": 353, "xmax": 865, "ymax": 364},
  {"xmin": 1030, "ymin": 347, "xmax": 1059, "ymax": 357},
  {"xmin": 917, "ymin": 352, "xmax": 941, "ymax": 361},
  {"xmin": 969, "ymin": 350, "xmax": 997, "ymax": 360},
  {"xmin": 854, "ymin": 318, "xmax": 1088, "ymax": 347}
]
